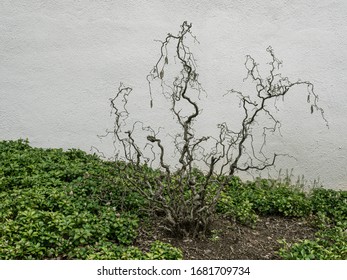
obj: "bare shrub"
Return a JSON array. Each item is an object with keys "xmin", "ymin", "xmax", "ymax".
[{"xmin": 104, "ymin": 21, "xmax": 327, "ymax": 238}]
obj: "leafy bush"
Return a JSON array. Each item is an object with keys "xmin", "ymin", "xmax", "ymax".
[
  {"xmin": 71, "ymin": 241, "xmax": 182, "ymax": 260},
  {"xmin": 279, "ymin": 226, "xmax": 347, "ymax": 260},
  {"xmin": 0, "ymin": 201, "xmax": 139, "ymax": 259},
  {"xmin": 0, "ymin": 139, "xmax": 100, "ymax": 190},
  {"xmin": 145, "ymin": 241, "xmax": 183, "ymax": 260},
  {"xmin": 245, "ymin": 179, "xmax": 311, "ymax": 217},
  {"xmin": 217, "ymin": 178, "xmax": 312, "ymax": 225},
  {"xmin": 0, "ymin": 139, "xmax": 180, "ymax": 260},
  {"xmin": 310, "ymin": 188, "xmax": 347, "ymax": 226},
  {"xmin": 217, "ymin": 192, "xmax": 259, "ymax": 225},
  {"xmin": 218, "ymin": 177, "xmax": 346, "ymax": 260},
  {"xmin": 278, "ymin": 188, "xmax": 347, "ymax": 260}
]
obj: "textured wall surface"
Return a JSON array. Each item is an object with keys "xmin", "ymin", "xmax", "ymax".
[{"xmin": 1, "ymin": 0, "xmax": 346, "ymax": 189}]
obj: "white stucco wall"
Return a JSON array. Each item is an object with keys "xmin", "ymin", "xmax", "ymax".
[{"xmin": 1, "ymin": 0, "xmax": 346, "ymax": 190}]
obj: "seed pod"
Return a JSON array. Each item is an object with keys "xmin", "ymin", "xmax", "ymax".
[{"xmin": 147, "ymin": 135, "xmax": 156, "ymax": 142}]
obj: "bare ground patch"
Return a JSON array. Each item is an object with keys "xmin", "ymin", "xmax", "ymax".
[{"xmin": 136, "ymin": 215, "xmax": 316, "ymax": 260}]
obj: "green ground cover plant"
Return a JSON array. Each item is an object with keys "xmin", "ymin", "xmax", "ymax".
[
  {"xmin": 0, "ymin": 139, "xmax": 181, "ymax": 260},
  {"xmin": 217, "ymin": 178, "xmax": 346, "ymax": 259},
  {"xmin": 0, "ymin": 139, "xmax": 346, "ymax": 259},
  {"xmin": 278, "ymin": 188, "xmax": 347, "ymax": 259}
]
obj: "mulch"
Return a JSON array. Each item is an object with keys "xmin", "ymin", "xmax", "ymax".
[{"xmin": 136, "ymin": 215, "xmax": 317, "ymax": 259}]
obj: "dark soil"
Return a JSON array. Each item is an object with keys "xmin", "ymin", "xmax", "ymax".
[{"xmin": 136, "ymin": 215, "xmax": 317, "ymax": 260}]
